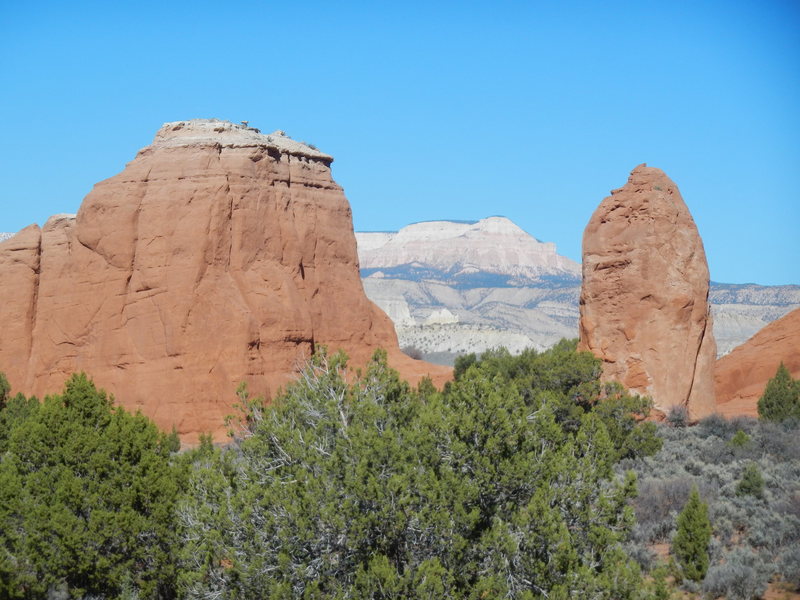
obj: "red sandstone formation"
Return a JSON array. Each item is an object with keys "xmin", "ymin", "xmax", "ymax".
[
  {"xmin": 578, "ymin": 164, "xmax": 717, "ymax": 420},
  {"xmin": 0, "ymin": 119, "xmax": 450, "ymax": 442},
  {"xmin": 715, "ymin": 307, "xmax": 800, "ymax": 417}
]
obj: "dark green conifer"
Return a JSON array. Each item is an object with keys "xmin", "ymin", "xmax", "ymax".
[
  {"xmin": 757, "ymin": 362, "xmax": 800, "ymax": 422},
  {"xmin": 0, "ymin": 373, "xmax": 181, "ymax": 598},
  {"xmin": 672, "ymin": 486, "xmax": 712, "ymax": 581},
  {"xmin": 0, "ymin": 372, "xmax": 9, "ymax": 407}
]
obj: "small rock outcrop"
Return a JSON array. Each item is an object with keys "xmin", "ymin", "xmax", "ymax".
[
  {"xmin": 715, "ymin": 307, "xmax": 800, "ymax": 417},
  {"xmin": 578, "ymin": 164, "xmax": 717, "ymax": 419},
  {"xmin": 0, "ymin": 119, "xmax": 450, "ymax": 442}
]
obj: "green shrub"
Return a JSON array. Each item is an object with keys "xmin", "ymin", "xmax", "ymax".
[
  {"xmin": 729, "ymin": 429, "xmax": 751, "ymax": 448},
  {"xmin": 0, "ymin": 373, "xmax": 181, "ymax": 599},
  {"xmin": 758, "ymin": 362, "xmax": 800, "ymax": 422},
  {"xmin": 672, "ymin": 485, "xmax": 712, "ymax": 581},
  {"xmin": 177, "ymin": 347, "xmax": 646, "ymax": 598},
  {"xmin": 736, "ymin": 462, "xmax": 765, "ymax": 499}
]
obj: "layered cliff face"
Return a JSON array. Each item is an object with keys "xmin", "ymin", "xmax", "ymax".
[
  {"xmin": 578, "ymin": 165, "xmax": 717, "ymax": 419},
  {"xmin": 715, "ymin": 307, "xmax": 800, "ymax": 417},
  {"xmin": 0, "ymin": 119, "xmax": 449, "ymax": 442}
]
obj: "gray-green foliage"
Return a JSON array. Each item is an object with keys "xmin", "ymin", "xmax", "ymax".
[
  {"xmin": 623, "ymin": 412, "xmax": 800, "ymax": 593},
  {"xmin": 178, "ymin": 346, "xmax": 654, "ymax": 599},
  {"xmin": 702, "ymin": 547, "xmax": 770, "ymax": 600},
  {"xmin": 779, "ymin": 545, "xmax": 800, "ymax": 590}
]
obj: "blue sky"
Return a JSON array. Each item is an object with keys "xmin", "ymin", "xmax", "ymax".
[{"xmin": 1, "ymin": 1, "xmax": 798, "ymax": 285}]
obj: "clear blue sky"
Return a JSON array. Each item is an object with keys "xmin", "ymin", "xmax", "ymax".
[{"xmin": 2, "ymin": 1, "xmax": 798, "ymax": 285}]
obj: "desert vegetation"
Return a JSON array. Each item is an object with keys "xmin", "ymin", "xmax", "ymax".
[
  {"xmin": 0, "ymin": 347, "xmax": 798, "ymax": 599},
  {"xmin": 620, "ymin": 365, "xmax": 800, "ymax": 599}
]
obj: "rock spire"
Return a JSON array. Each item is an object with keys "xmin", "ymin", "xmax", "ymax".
[{"xmin": 578, "ymin": 164, "xmax": 717, "ymax": 419}]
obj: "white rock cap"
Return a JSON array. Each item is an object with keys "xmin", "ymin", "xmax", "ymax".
[{"xmin": 148, "ymin": 119, "xmax": 333, "ymax": 161}]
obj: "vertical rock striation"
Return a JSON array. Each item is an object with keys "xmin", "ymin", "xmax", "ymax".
[
  {"xmin": 0, "ymin": 119, "xmax": 449, "ymax": 441},
  {"xmin": 578, "ymin": 164, "xmax": 717, "ymax": 419}
]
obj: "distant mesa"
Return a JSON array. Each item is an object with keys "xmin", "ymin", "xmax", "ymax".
[
  {"xmin": 357, "ymin": 216, "xmax": 581, "ymax": 284},
  {"xmin": 715, "ymin": 307, "xmax": 800, "ymax": 417},
  {"xmin": 0, "ymin": 118, "xmax": 449, "ymax": 443},
  {"xmin": 578, "ymin": 164, "xmax": 717, "ymax": 420},
  {"xmin": 356, "ymin": 216, "xmax": 582, "ymax": 364}
]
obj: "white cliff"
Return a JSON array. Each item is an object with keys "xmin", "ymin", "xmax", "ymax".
[{"xmin": 356, "ymin": 216, "xmax": 580, "ymax": 281}]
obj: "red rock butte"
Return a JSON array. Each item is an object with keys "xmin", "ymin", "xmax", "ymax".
[
  {"xmin": 578, "ymin": 164, "xmax": 717, "ymax": 420},
  {"xmin": 715, "ymin": 307, "xmax": 800, "ymax": 418},
  {"xmin": 0, "ymin": 119, "xmax": 451, "ymax": 442}
]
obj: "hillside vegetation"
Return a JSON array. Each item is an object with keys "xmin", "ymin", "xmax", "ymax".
[{"xmin": 0, "ymin": 344, "xmax": 798, "ymax": 599}]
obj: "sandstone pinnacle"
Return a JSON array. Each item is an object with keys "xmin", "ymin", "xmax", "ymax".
[{"xmin": 578, "ymin": 164, "xmax": 717, "ymax": 419}]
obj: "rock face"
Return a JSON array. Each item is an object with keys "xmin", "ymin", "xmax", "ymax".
[
  {"xmin": 715, "ymin": 308, "xmax": 800, "ymax": 417},
  {"xmin": 0, "ymin": 119, "xmax": 449, "ymax": 442},
  {"xmin": 578, "ymin": 164, "xmax": 717, "ymax": 419}
]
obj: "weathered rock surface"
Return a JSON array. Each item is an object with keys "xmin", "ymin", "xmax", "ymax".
[
  {"xmin": 0, "ymin": 119, "xmax": 449, "ymax": 442},
  {"xmin": 578, "ymin": 164, "xmax": 717, "ymax": 419},
  {"xmin": 715, "ymin": 307, "xmax": 800, "ymax": 417}
]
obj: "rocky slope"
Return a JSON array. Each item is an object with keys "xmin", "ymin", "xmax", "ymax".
[
  {"xmin": 578, "ymin": 164, "xmax": 717, "ymax": 419},
  {"xmin": 715, "ymin": 307, "xmax": 800, "ymax": 417},
  {"xmin": 357, "ymin": 222, "xmax": 798, "ymax": 365},
  {"xmin": 0, "ymin": 119, "xmax": 449, "ymax": 443}
]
